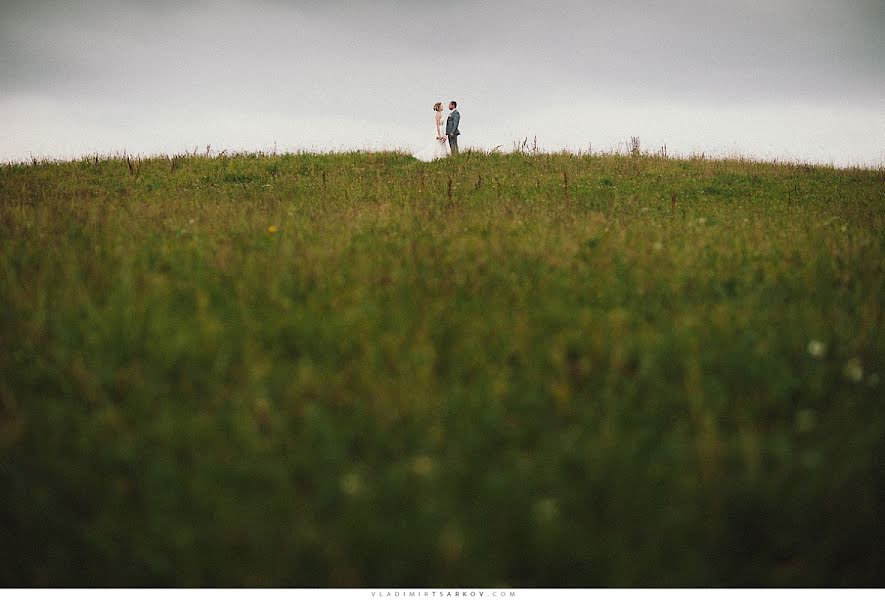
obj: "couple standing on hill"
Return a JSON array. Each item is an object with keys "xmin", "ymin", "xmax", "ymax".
[{"xmin": 414, "ymin": 100, "xmax": 460, "ymax": 162}]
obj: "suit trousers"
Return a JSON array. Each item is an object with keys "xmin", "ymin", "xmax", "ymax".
[{"xmin": 448, "ymin": 135, "xmax": 459, "ymax": 155}]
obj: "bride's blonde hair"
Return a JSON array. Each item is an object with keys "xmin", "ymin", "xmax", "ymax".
[{"xmin": 433, "ymin": 102, "xmax": 442, "ymax": 111}]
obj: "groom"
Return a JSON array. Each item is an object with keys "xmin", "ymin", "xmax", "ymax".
[{"xmin": 446, "ymin": 100, "xmax": 460, "ymax": 156}]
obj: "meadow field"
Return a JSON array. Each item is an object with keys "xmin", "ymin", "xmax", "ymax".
[{"xmin": 0, "ymin": 150, "xmax": 883, "ymax": 586}]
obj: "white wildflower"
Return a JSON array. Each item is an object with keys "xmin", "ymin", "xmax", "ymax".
[{"xmin": 806, "ymin": 340, "xmax": 826, "ymax": 358}]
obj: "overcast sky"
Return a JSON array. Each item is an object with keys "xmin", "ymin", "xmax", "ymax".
[{"xmin": 1, "ymin": 0, "xmax": 883, "ymax": 165}]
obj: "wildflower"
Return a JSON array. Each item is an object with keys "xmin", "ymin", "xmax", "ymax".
[
  {"xmin": 843, "ymin": 358, "xmax": 863, "ymax": 383},
  {"xmin": 267, "ymin": 225, "xmax": 278, "ymax": 234},
  {"xmin": 410, "ymin": 455, "xmax": 434, "ymax": 477},
  {"xmin": 652, "ymin": 241, "xmax": 663, "ymax": 252},
  {"xmin": 339, "ymin": 472, "xmax": 362, "ymax": 496},
  {"xmin": 806, "ymin": 340, "xmax": 826, "ymax": 358},
  {"xmin": 533, "ymin": 498, "xmax": 560, "ymax": 523}
]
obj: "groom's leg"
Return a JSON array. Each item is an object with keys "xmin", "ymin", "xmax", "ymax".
[{"xmin": 449, "ymin": 135, "xmax": 459, "ymax": 155}]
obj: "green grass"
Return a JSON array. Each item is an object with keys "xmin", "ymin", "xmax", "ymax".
[{"xmin": 0, "ymin": 150, "xmax": 883, "ymax": 586}]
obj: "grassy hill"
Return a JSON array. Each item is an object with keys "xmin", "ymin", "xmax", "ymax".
[{"xmin": 0, "ymin": 150, "xmax": 883, "ymax": 586}]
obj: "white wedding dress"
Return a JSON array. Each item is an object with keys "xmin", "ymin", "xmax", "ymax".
[{"xmin": 414, "ymin": 112, "xmax": 450, "ymax": 162}]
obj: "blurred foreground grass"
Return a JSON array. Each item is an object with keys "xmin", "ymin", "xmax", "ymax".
[{"xmin": 0, "ymin": 151, "xmax": 883, "ymax": 585}]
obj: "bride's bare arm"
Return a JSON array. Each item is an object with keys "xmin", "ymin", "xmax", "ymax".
[{"xmin": 436, "ymin": 114, "xmax": 442, "ymax": 138}]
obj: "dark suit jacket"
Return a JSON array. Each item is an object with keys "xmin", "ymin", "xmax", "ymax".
[{"xmin": 446, "ymin": 110, "xmax": 460, "ymax": 137}]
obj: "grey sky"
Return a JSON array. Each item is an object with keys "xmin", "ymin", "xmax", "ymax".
[{"xmin": 2, "ymin": 0, "xmax": 883, "ymax": 165}]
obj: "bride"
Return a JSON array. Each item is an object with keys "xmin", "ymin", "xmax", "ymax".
[{"xmin": 414, "ymin": 102, "xmax": 450, "ymax": 161}]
